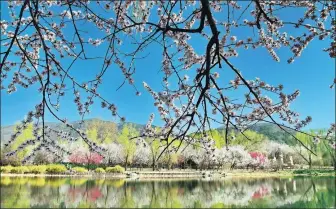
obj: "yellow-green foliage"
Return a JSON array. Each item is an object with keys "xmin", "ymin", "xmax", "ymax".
[
  {"xmin": 95, "ymin": 167, "xmax": 105, "ymax": 173},
  {"xmin": 87, "ymin": 127, "xmax": 99, "ymax": 144},
  {"xmin": 69, "ymin": 178, "xmax": 87, "ymax": 186},
  {"xmin": 47, "ymin": 178, "xmax": 68, "ymax": 187},
  {"xmin": 13, "ymin": 177, "xmax": 28, "ymax": 185},
  {"xmin": 1, "ymin": 177, "xmax": 12, "ymax": 185},
  {"xmin": 11, "ymin": 124, "xmax": 34, "ymax": 163},
  {"xmin": 105, "ymin": 179, "xmax": 125, "ymax": 188},
  {"xmin": 10, "ymin": 166, "xmax": 29, "ymax": 174},
  {"xmin": 231, "ymin": 130, "xmax": 266, "ymax": 150},
  {"xmin": 46, "ymin": 164, "xmax": 67, "ymax": 174},
  {"xmin": 29, "ymin": 177, "xmax": 46, "ymax": 187},
  {"xmin": 117, "ymin": 125, "xmax": 137, "ymax": 164},
  {"xmin": 106, "ymin": 165, "xmax": 125, "ymax": 173},
  {"xmin": 210, "ymin": 130, "xmax": 226, "ymax": 148},
  {"xmin": 95, "ymin": 179, "xmax": 105, "ymax": 185},
  {"xmin": 72, "ymin": 167, "xmax": 88, "ymax": 174},
  {"xmin": 0, "ymin": 165, "xmax": 13, "ymax": 173},
  {"xmin": 27, "ymin": 165, "xmax": 47, "ymax": 174}
]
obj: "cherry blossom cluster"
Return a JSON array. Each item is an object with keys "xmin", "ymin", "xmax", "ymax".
[
  {"xmin": 325, "ymin": 123, "xmax": 336, "ymax": 149},
  {"xmin": 143, "ymin": 113, "xmax": 155, "ymax": 136},
  {"xmin": 200, "ymin": 135, "xmax": 217, "ymax": 161},
  {"xmin": 1, "ymin": 0, "xmax": 335, "ymax": 161}
]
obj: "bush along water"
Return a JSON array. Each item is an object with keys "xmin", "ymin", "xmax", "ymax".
[
  {"xmin": 106, "ymin": 165, "xmax": 125, "ymax": 173},
  {"xmin": 0, "ymin": 164, "xmax": 127, "ymax": 175},
  {"xmin": 46, "ymin": 164, "xmax": 67, "ymax": 174},
  {"xmin": 95, "ymin": 167, "xmax": 105, "ymax": 174},
  {"xmin": 72, "ymin": 167, "xmax": 88, "ymax": 174}
]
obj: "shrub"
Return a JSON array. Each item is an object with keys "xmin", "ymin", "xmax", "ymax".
[
  {"xmin": 28, "ymin": 165, "xmax": 47, "ymax": 174},
  {"xmin": 72, "ymin": 167, "xmax": 88, "ymax": 174},
  {"xmin": 10, "ymin": 166, "xmax": 29, "ymax": 174},
  {"xmin": 95, "ymin": 167, "xmax": 105, "ymax": 174},
  {"xmin": 293, "ymin": 169, "xmax": 308, "ymax": 174},
  {"xmin": 293, "ymin": 169, "xmax": 335, "ymax": 175},
  {"xmin": 106, "ymin": 165, "xmax": 125, "ymax": 173},
  {"xmin": 0, "ymin": 165, "xmax": 13, "ymax": 173},
  {"xmin": 46, "ymin": 164, "xmax": 67, "ymax": 174}
]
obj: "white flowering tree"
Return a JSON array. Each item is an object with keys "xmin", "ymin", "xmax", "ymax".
[
  {"xmin": 225, "ymin": 145, "xmax": 253, "ymax": 169},
  {"xmin": 1, "ymin": 0, "xmax": 335, "ymax": 162},
  {"xmin": 103, "ymin": 143, "xmax": 124, "ymax": 166},
  {"xmin": 133, "ymin": 144, "xmax": 150, "ymax": 170}
]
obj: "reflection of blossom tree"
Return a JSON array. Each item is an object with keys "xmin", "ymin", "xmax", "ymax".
[{"xmin": 1, "ymin": 176, "xmax": 334, "ymax": 208}]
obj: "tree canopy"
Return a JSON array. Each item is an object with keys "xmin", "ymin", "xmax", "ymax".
[{"xmin": 1, "ymin": 0, "xmax": 335, "ymax": 162}]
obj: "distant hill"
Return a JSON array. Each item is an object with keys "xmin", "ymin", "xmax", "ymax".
[
  {"xmin": 212, "ymin": 123, "xmax": 297, "ymax": 145},
  {"xmin": 248, "ymin": 123, "xmax": 297, "ymax": 145},
  {"xmin": 0, "ymin": 119, "xmax": 297, "ymax": 145},
  {"xmin": 0, "ymin": 119, "xmax": 145, "ymax": 145}
]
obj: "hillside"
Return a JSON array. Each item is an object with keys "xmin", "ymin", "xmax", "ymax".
[
  {"xmin": 0, "ymin": 119, "xmax": 145, "ymax": 145},
  {"xmin": 1, "ymin": 119, "xmax": 297, "ymax": 145},
  {"xmin": 248, "ymin": 123, "xmax": 297, "ymax": 145}
]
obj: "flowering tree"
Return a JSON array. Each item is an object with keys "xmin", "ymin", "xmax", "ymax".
[
  {"xmin": 1, "ymin": 0, "xmax": 335, "ymax": 161},
  {"xmin": 87, "ymin": 152, "xmax": 104, "ymax": 164},
  {"xmin": 133, "ymin": 144, "xmax": 150, "ymax": 169},
  {"xmin": 249, "ymin": 151, "xmax": 267, "ymax": 168},
  {"xmin": 102, "ymin": 143, "xmax": 124, "ymax": 166},
  {"xmin": 33, "ymin": 150, "xmax": 56, "ymax": 165},
  {"xmin": 213, "ymin": 145, "xmax": 252, "ymax": 169},
  {"xmin": 68, "ymin": 149, "xmax": 103, "ymax": 165}
]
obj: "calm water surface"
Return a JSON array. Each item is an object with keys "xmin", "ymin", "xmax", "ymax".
[{"xmin": 1, "ymin": 176, "xmax": 335, "ymax": 208}]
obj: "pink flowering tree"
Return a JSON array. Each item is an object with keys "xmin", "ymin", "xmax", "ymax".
[
  {"xmin": 68, "ymin": 149, "xmax": 103, "ymax": 165},
  {"xmin": 87, "ymin": 152, "xmax": 104, "ymax": 165},
  {"xmin": 249, "ymin": 151, "xmax": 267, "ymax": 168},
  {"xmin": 1, "ymin": 1, "xmax": 335, "ymax": 163},
  {"xmin": 68, "ymin": 151, "xmax": 86, "ymax": 165}
]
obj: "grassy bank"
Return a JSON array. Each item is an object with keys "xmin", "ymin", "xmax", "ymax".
[
  {"xmin": 224, "ymin": 169, "xmax": 335, "ymax": 178},
  {"xmin": 1, "ymin": 165, "xmax": 335, "ymax": 178},
  {"xmin": 0, "ymin": 164, "xmax": 125, "ymax": 176}
]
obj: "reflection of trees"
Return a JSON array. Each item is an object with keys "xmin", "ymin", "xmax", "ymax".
[
  {"xmin": 1, "ymin": 183, "xmax": 30, "ymax": 208},
  {"xmin": 0, "ymin": 176, "xmax": 335, "ymax": 208}
]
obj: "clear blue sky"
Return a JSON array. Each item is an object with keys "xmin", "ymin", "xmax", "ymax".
[{"xmin": 1, "ymin": 2, "xmax": 335, "ymax": 130}]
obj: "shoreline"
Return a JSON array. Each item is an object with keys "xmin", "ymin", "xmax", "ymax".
[{"xmin": 1, "ymin": 170, "xmax": 335, "ymax": 179}]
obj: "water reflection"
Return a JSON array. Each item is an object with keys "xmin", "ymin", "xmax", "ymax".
[{"xmin": 1, "ymin": 176, "xmax": 335, "ymax": 208}]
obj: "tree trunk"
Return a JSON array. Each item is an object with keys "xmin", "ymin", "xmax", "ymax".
[
  {"xmin": 152, "ymin": 158, "xmax": 156, "ymax": 171},
  {"xmin": 125, "ymin": 154, "xmax": 128, "ymax": 170},
  {"xmin": 168, "ymin": 156, "xmax": 171, "ymax": 170}
]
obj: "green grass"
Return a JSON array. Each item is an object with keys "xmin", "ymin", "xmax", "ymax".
[{"xmin": 292, "ymin": 169, "xmax": 336, "ymax": 175}]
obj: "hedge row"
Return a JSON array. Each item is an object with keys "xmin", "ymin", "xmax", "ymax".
[
  {"xmin": 0, "ymin": 164, "xmax": 125, "ymax": 174},
  {"xmin": 0, "ymin": 165, "xmax": 66, "ymax": 174}
]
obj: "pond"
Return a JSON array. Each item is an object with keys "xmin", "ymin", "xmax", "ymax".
[{"xmin": 1, "ymin": 176, "xmax": 335, "ymax": 208}]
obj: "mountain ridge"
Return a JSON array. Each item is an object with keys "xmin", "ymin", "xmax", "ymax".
[{"xmin": 0, "ymin": 118, "xmax": 301, "ymax": 145}]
